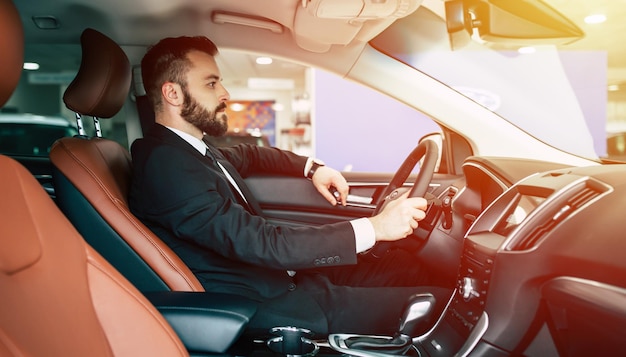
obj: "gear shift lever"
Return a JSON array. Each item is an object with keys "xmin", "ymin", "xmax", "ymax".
[
  {"xmin": 343, "ymin": 293, "xmax": 436, "ymax": 355},
  {"xmin": 397, "ymin": 293, "xmax": 436, "ymax": 337}
]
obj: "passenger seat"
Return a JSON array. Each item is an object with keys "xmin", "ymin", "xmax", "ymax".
[
  {"xmin": 0, "ymin": 155, "xmax": 190, "ymax": 356},
  {"xmin": 49, "ymin": 28, "xmax": 204, "ymax": 292},
  {"xmin": 0, "ymin": 1, "xmax": 187, "ymax": 354}
]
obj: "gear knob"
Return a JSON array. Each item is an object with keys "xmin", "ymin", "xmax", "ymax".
[{"xmin": 397, "ymin": 293, "xmax": 436, "ymax": 337}]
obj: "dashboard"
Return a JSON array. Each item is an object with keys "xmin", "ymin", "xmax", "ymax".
[{"xmin": 418, "ymin": 158, "xmax": 626, "ymax": 356}]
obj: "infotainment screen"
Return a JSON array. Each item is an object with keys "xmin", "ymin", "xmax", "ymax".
[{"xmin": 492, "ymin": 194, "xmax": 546, "ymax": 236}]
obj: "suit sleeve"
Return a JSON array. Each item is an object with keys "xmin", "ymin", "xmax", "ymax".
[
  {"xmin": 217, "ymin": 144, "xmax": 307, "ymax": 178},
  {"xmin": 133, "ymin": 143, "xmax": 358, "ymax": 271}
]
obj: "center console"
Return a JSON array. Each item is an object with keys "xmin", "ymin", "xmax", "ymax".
[
  {"xmin": 412, "ymin": 170, "xmax": 611, "ymax": 357},
  {"xmin": 324, "ymin": 168, "xmax": 612, "ymax": 357}
]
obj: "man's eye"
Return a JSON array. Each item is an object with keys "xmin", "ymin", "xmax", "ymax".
[{"xmin": 208, "ymin": 82, "xmax": 217, "ymax": 88}]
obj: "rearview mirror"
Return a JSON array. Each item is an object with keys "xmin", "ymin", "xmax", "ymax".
[{"xmin": 445, "ymin": 0, "xmax": 584, "ymax": 50}]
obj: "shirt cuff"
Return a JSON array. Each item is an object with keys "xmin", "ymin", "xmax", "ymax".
[
  {"xmin": 350, "ymin": 217, "xmax": 376, "ymax": 253},
  {"xmin": 304, "ymin": 157, "xmax": 325, "ymax": 178},
  {"xmin": 304, "ymin": 157, "xmax": 313, "ymax": 177}
]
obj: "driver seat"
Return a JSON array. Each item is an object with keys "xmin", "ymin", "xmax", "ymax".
[{"xmin": 49, "ymin": 28, "xmax": 203, "ymax": 292}]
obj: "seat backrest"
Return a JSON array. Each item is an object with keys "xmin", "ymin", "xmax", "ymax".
[
  {"xmin": 0, "ymin": 2, "xmax": 188, "ymax": 354},
  {"xmin": 0, "ymin": 156, "xmax": 190, "ymax": 357},
  {"xmin": 49, "ymin": 28, "xmax": 204, "ymax": 292}
]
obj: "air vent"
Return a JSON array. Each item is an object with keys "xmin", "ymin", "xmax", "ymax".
[{"xmin": 512, "ymin": 184, "xmax": 605, "ymax": 251}]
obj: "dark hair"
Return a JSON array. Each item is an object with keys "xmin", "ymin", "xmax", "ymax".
[{"xmin": 141, "ymin": 36, "xmax": 219, "ymax": 111}]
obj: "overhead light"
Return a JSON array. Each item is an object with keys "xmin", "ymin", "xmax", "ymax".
[
  {"xmin": 23, "ymin": 62, "xmax": 40, "ymax": 70},
  {"xmin": 518, "ymin": 46, "xmax": 536, "ymax": 54},
  {"xmin": 256, "ymin": 57, "xmax": 273, "ymax": 65},
  {"xmin": 229, "ymin": 103, "xmax": 245, "ymax": 112},
  {"xmin": 31, "ymin": 16, "xmax": 60, "ymax": 29},
  {"xmin": 584, "ymin": 14, "xmax": 606, "ymax": 24}
]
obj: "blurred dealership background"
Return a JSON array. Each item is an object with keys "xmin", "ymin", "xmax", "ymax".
[{"xmin": 2, "ymin": 45, "xmax": 622, "ymax": 170}]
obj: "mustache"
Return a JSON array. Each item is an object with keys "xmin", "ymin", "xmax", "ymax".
[{"xmin": 217, "ymin": 102, "xmax": 227, "ymax": 111}]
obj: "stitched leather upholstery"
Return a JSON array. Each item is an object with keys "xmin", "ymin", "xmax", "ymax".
[
  {"xmin": 51, "ymin": 136, "xmax": 204, "ymax": 291},
  {"xmin": 0, "ymin": 3, "xmax": 188, "ymax": 353},
  {"xmin": 63, "ymin": 28, "xmax": 132, "ymax": 117},
  {"xmin": 50, "ymin": 28, "xmax": 204, "ymax": 292},
  {"xmin": 0, "ymin": 154, "xmax": 190, "ymax": 356}
]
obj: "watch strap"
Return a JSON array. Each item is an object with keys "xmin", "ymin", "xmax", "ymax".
[{"xmin": 307, "ymin": 161, "xmax": 324, "ymax": 180}]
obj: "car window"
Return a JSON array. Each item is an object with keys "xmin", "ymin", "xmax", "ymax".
[
  {"xmin": 0, "ymin": 119, "xmax": 77, "ymax": 156},
  {"xmin": 2, "ymin": 43, "xmax": 128, "ymax": 156},
  {"xmin": 371, "ymin": 5, "xmax": 619, "ymax": 162},
  {"xmin": 217, "ymin": 50, "xmax": 441, "ymax": 173},
  {"xmin": 11, "ymin": 42, "xmax": 441, "ymax": 172}
]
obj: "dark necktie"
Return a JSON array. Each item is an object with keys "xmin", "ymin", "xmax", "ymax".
[{"xmin": 204, "ymin": 145, "xmax": 263, "ymax": 215}]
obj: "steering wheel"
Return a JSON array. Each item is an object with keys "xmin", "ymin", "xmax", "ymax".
[{"xmin": 364, "ymin": 139, "xmax": 439, "ymax": 257}]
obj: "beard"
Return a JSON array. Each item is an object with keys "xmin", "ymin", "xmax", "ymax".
[{"xmin": 180, "ymin": 86, "xmax": 228, "ymax": 137}]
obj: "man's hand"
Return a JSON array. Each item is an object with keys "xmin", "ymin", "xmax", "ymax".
[
  {"xmin": 368, "ymin": 191, "xmax": 427, "ymax": 241},
  {"xmin": 311, "ymin": 166, "xmax": 349, "ymax": 206}
]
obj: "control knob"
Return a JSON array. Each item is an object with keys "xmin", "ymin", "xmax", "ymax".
[{"xmin": 460, "ymin": 277, "xmax": 480, "ymax": 301}]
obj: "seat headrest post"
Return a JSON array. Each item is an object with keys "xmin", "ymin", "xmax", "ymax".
[
  {"xmin": 75, "ymin": 112, "xmax": 87, "ymax": 136},
  {"xmin": 94, "ymin": 117, "xmax": 102, "ymax": 137}
]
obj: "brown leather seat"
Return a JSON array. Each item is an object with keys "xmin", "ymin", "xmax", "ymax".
[
  {"xmin": 0, "ymin": 1, "xmax": 187, "ymax": 355},
  {"xmin": 0, "ymin": 155, "xmax": 190, "ymax": 357},
  {"xmin": 47, "ymin": 29, "xmax": 262, "ymax": 355},
  {"xmin": 49, "ymin": 28, "xmax": 203, "ymax": 292}
]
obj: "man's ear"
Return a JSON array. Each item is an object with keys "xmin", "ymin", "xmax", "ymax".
[{"xmin": 161, "ymin": 82, "xmax": 183, "ymax": 106}]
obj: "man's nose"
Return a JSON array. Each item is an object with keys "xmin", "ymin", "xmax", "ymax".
[{"xmin": 218, "ymin": 84, "xmax": 230, "ymax": 102}]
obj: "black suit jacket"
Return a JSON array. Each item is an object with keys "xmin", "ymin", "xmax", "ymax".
[{"xmin": 129, "ymin": 124, "xmax": 357, "ymax": 300}]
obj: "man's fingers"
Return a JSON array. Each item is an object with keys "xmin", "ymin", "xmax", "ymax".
[{"xmin": 406, "ymin": 196, "xmax": 428, "ymax": 210}]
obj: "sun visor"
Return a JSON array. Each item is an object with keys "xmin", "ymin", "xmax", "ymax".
[{"xmin": 294, "ymin": 0, "xmax": 422, "ymax": 52}]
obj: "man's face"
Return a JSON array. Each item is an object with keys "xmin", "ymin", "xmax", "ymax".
[
  {"xmin": 180, "ymin": 86, "xmax": 228, "ymax": 136},
  {"xmin": 180, "ymin": 50, "xmax": 230, "ymax": 136}
]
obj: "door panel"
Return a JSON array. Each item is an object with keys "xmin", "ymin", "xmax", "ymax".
[
  {"xmin": 246, "ymin": 171, "xmax": 465, "ymax": 287},
  {"xmin": 245, "ymin": 171, "xmax": 463, "ymax": 226}
]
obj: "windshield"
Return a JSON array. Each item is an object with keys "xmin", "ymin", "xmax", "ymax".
[{"xmin": 373, "ymin": 3, "xmax": 611, "ymax": 161}]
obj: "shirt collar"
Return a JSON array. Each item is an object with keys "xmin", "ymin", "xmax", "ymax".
[{"xmin": 165, "ymin": 126, "xmax": 207, "ymax": 155}]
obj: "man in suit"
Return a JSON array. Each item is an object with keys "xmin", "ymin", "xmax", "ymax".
[{"xmin": 129, "ymin": 36, "xmax": 450, "ymax": 337}]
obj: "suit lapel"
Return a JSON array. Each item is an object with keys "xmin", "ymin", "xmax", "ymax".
[
  {"xmin": 204, "ymin": 140, "xmax": 264, "ymax": 215},
  {"xmin": 149, "ymin": 124, "xmax": 263, "ymax": 215}
]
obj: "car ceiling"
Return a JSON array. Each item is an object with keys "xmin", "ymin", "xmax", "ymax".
[
  {"xmin": 14, "ymin": 0, "xmax": 418, "ymax": 89},
  {"xmin": 11, "ymin": 0, "xmax": 626, "ymax": 92}
]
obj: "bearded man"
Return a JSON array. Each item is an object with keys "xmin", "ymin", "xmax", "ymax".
[{"xmin": 129, "ymin": 36, "xmax": 449, "ymax": 337}]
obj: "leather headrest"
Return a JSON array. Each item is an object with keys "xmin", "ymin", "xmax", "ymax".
[
  {"xmin": 63, "ymin": 28, "xmax": 131, "ymax": 118},
  {"xmin": 0, "ymin": 0, "xmax": 24, "ymax": 107}
]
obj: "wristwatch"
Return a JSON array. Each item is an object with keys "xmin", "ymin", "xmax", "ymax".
[{"xmin": 306, "ymin": 159, "xmax": 325, "ymax": 180}]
